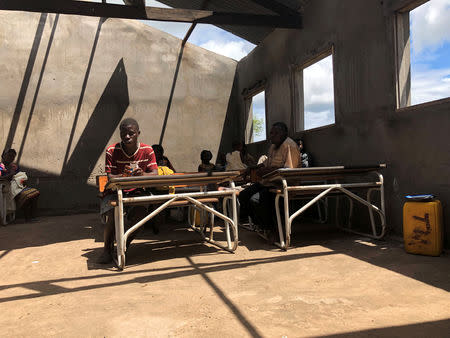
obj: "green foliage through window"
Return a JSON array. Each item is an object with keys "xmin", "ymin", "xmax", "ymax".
[{"xmin": 253, "ymin": 117, "xmax": 264, "ymax": 138}]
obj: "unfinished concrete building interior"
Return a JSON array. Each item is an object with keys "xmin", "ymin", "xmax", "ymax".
[{"xmin": 0, "ymin": 0, "xmax": 449, "ymax": 336}]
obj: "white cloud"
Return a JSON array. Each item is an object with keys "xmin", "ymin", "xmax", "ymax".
[
  {"xmin": 411, "ymin": 0, "xmax": 450, "ymax": 54},
  {"xmin": 412, "ymin": 67, "xmax": 450, "ymax": 104},
  {"xmin": 303, "ymin": 56, "xmax": 335, "ymax": 129},
  {"xmin": 199, "ymin": 40, "xmax": 254, "ymax": 60}
]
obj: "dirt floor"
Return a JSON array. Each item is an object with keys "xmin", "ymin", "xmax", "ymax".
[{"xmin": 1, "ymin": 213, "xmax": 450, "ymax": 337}]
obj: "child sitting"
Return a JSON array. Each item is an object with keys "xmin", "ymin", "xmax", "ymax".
[
  {"xmin": 152, "ymin": 144, "xmax": 176, "ymax": 172},
  {"xmin": 198, "ymin": 150, "xmax": 216, "ymax": 172},
  {"xmin": 153, "ymin": 144, "xmax": 175, "ymax": 194}
]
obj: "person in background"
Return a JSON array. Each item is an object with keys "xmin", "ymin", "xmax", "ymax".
[
  {"xmin": 0, "ymin": 148, "xmax": 40, "ymax": 222},
  {"xmin": 240, "ymin": 143, "xmax": 256, "ymax": 167},
  {"xmin": 238, "ymin": 122, "xmax": 300, "ymax": 240},
  {"xmin": 226, "ymin": 142, "xmax": 247, "ymax": 171},
  {"xmin": 198, "ymin": 150, "xmax": 215, "ymax": 172},
  {"xmin": 153, "ymin": 144, "xmax": 175, "ymax": 193},
  {"xmin": 225, "ymin": 141, "xmax": 256, "ymax": 171},
  {"xmin": 295, "ymin": 138, "xmax": 312, "ymax": 168},
  {"xmin": 152, "ymin": 144, "xmax": 176, "ymax": 172},
  {"xmin": 215, "ymin": 152, "xmax": 226, "ymax": 172}
]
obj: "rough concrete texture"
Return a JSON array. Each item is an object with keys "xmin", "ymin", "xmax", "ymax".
[
  {"xmin": 0, "ymin": 11, "xmax": 236, "ymax": 213},
  {"xmin": 223, "ymin": 0, "xmax": 450, "ymax": 246},
  {"xmin": 1, "ymin": 214, "xmax": 450, "ymax": 337}
]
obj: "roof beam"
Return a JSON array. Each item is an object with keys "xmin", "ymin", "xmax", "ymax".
[
  {"xmin": 0, "ymin": 0, "xmax": 302, "ymax": 28},
  {"xmin": 249, "ymin": 0, "xmax": 302, "ymax": 19}
]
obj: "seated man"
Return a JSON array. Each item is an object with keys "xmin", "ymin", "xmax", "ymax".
[
  {"xmin": 99, "ymin": 118, "xmax": 158, "ymax": 264},
  {"xmin": 239, "ymin": 122, "xmax": 300, "ymax": 239}
]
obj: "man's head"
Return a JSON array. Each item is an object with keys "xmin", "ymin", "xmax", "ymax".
[
  {"xmin": 269, "ymin": 122, "xmax": 288, "ymax": 147},
  {"xmin": 152, "ymin": 144, "xmax": 164, "ymax": 162},
  {"xmin": 120, "ymin": 118, "xmax": 140, "ymax": 147},
  {"xmin": 2, "ymin": 149, "xmax": 17, "ymax": 165},
  {"xmin": 232, "ymin": 141, "xmax": 243, "ymax": 152},
  {"xmin": 200, "ymin": 150, "xmax": 213, "ymax": 163}
]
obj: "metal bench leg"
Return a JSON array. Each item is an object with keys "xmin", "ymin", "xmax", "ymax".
[
  {"xmin": 367, "ymin": 188, "xmax": 378, "ymax": 237},
  {"xmin": 208, "ymin": 203, "xmax": 215, "ymax": 241},
  {"xmin": 274, "ymin": 194, "xmax": 286, "ymax": 250},
  {"xmin": 114, "ymin": 189, "xmax": 125, "ymax": 270}
]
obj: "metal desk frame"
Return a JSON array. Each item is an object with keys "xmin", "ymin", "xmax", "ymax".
[
  {"xmin": 105, "ymin": 172, "xmax": 240, "ymax": 270},
  {"xmin": 262, "ymin": 165, "xmax": 386, "ymax": 250}
]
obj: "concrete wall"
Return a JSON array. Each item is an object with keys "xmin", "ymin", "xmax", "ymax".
[
  {"xmin": 0, "ymin": 11, "xmax": 236, "ymax": 214},
  {"xmin": 224, "ymin": 0, "xmax": 450, "ymax": 245}
]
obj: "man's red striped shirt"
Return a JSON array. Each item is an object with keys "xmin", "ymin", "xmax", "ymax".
[{"xmin": 105, "ymin": 143, "xmax": 158, "ymax": 175}]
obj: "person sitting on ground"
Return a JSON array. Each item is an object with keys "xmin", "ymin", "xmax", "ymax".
[
  {"xmin": 152, "ymin": 144, "xmax": 176, "ymax": 172},
  {"xmin": 238, "ymin": 122, "xmax": 300, "ymax": 240},
  {"xmin": 225, "ymin": 141, "xmax": 256, "ymax": 171},
  {"xmin": 99, "ymin": 118, "xmax": 158, "ymax": 264},
  {"xmin": 0, "ymin": 149, "xmax": 40, "ymax": 222},
  {"xmin": 295, "ymin": 138, "xmax": 312, "ymax": 168},
  {"xmin": 198, "ymin": 150, "xmax": 215, "ymax": 172}
]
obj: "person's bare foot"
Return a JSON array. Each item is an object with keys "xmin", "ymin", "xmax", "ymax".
[{"xmin": 97, "ymin": 250, "xmax": 113, "ymax": 264}]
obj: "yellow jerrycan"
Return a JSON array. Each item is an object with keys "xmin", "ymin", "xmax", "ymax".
[{"xmin": 403, "ymin": 196, "xmax": 443, "ymax": 256}]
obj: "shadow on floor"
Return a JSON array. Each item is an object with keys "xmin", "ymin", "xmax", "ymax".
[
  {"xmin": 1, "ymin": 214, "xmax": 449, "ymax": 295},
  {"xmin": 318, "ymin": 318, "xmax": 450, "ymax": 338},
  {"xmin": 285, "ymin": 222, "xmax": 450, "ymax": 293}
]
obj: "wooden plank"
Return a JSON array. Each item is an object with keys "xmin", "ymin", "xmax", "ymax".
[{"xmin": 0, "ymin": 0, "xmax": 302, "ymax": 28}]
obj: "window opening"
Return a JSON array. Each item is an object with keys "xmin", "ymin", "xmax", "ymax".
[
  {"xmin": 396, "ymin": 0, "xmax": 450, "ymax": 107},
  {"xmin": 302, "ymin": 54, "xmax": 335, "ymax": 130},
  {"xmin": 245, "ymin": 90, "xmax": 266, "ymax": 143}
]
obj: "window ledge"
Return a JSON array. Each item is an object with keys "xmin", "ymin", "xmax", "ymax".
[
  {"xmin": 301, "ymin": 123, "xmax": 336, "ymax": 133},
  {"xmin": 396, "ymin": 97, "xmax": 450, "ymax": 113}
]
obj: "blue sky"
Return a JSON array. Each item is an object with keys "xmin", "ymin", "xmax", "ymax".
[
  {"xmin": 104, "ymin": 0, "xmax": 255, "ymax": 60},
  {"xmin": 410, "ymin": 0, "xmax": 450, "ymax": 105}
]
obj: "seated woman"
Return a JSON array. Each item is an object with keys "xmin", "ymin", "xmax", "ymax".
[{"xmin": 0, "ymin": 149, "xmax": 40, "ymax": 222}]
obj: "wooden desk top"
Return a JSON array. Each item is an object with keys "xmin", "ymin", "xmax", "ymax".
[
  {"xmin": 262, "ymin": 164, "xmax": 386, "ymax": 182},
  {"xmin": 105, "ymin": 171, "xmax": 240, "ymax": 191}
]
